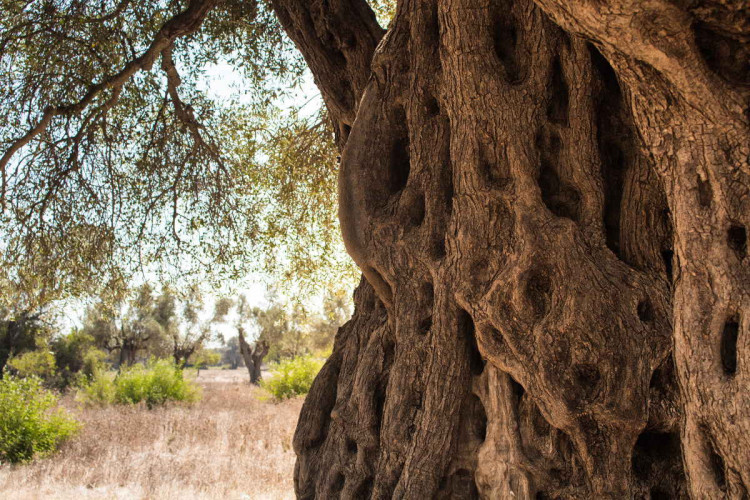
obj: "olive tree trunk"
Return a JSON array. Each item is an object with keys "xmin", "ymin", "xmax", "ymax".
[
  {"xmin": 238, "ymin": 329, "xmax": 269, "ymax": 385},
  {"xmin": 270, "ymin": 0, "xmax": 749, "ymax": 497}
]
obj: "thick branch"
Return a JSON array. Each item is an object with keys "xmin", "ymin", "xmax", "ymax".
[
  {"xmin": 269, "ymin": 0, "xmax": 385, "ymax": 127},
  {"xmin": 530, "ymin": 0, "xmax": 747, "ymax": 117}
]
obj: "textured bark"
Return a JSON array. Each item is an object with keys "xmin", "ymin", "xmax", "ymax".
[{"xmin": 273, "ymin": 0, "xmax": 749, "ymax": 497}]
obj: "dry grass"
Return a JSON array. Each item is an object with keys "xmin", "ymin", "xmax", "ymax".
[{"xmin": 0, "ymin": 369, "xmax": 303, "ymax": 499}]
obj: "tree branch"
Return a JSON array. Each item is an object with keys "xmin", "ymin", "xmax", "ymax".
[
  {"xmin": 269, "ymin": 0, "xmax": 385, "ymax": 128},
  {"xmin": 82, "ymin": 0, "xmax": 133, "ymax": 23},
  {"xmin": 160, "ymin": 44, "xmax": 224, "ymax": 169},
  {"xmin": 530, "ymin": 0, "xmax": 746, "ymax": 117},
  {"xmin": 0, "ymin": 0, "xmax": 221, "ymax": 208}
]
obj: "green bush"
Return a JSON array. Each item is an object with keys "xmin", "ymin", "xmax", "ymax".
[
  {"xmin": 51, "ymin": 330, "xmax": 107, "ymax": 387},
  {"xmin": 78, "ymin": 359, "xmax": 200, "ymax": 408},
  {"xmin": 81, "ymin": 348, "xmax": 108, "ymax": 381},
  {"xmin": 261, "ymin": 356, "xmax": 324, "ymax": 401},
  {"xmin": 6, "ymin": 350, "xmax": 57, "ymax": 381},
  {"xmin": 77, "ymin": 368, "xmax": 116, "ymax": 404},
  {"xmin": 0, "ymin": 376, "xmax": 80, "ymax": 464},
  {"xmin": 191, "ymin": 349, "xmax": 221, "ymax": 369}
]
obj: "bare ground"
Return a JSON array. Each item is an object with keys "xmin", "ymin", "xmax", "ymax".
[{"xmin": 0, "ymin": 369, "xmax": 303, "ymax": 499}]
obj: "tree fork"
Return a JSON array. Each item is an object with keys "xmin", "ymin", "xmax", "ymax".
[{"xmin": 273, "ymin": 0, "xmax": 748, "ymax": 497}]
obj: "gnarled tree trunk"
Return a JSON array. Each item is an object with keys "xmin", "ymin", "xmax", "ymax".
[
  {"xmin": 238, "ymin": 328, "xmax": 269, "ymax": 385},
  {"xmin": 271, "ymin": 0, "xmax": 749, "ymax": 497}
]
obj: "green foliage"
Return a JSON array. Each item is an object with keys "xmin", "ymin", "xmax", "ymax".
[
  {"xmin": 310, "ymin": 285, "xmax": 354, "ymax": 351},
  {"xmin": 368, "ymin": 0, "xmax": 397, "ymax": 26},
  {"xmin": 79, "ymin": 359, "xmax": 200, "ymax": 408},
  {"xmin": 0, "ymin": 0, "xmax": 357, "ymax": 307},
  {"xmin": 217, "ymin": 284, "xmax": 353, "ymax": 374},
  {"xmin": 51, "ymin": 330, "xmax": 93, "ymax": 374},
  {"xmin": 0, "ymin": 376, "xmax": 79, "ymax": 464},
  {"xmin": 170, "ymin": 286, "xmax": 216, "ymax": 366},
  {"xmin": 81, "ymin": 349, "xmax": 108, "ymax": 380},
  {"xmin": 221, "ymin": 335, "xmax": 243, "ymax": 369},
  {"xmin": 255, "ymin": 299, "xmax": 310, "ymax": 362},
  {"xmin": 255, "ymin": 109, "xmax": 358, "ymax": 292},
  {"xmin": 82, "ymin": 284, "xmax": 222, "ymax": 368},
  {"xmin": 6, "ymin": 349, "xmax": 57, "ymax": 381},
  {"xmin": 0, "ymin": 311, "xmax": 49, "ymax": 375},
  {"xmin": 78, "ymin": 369, "xmax": 116, "ymax": 405},
  {"xmin": 80, "ymin": 302, "xmax": 120, "ymax": 354},
  {"xmin": 191, "ymin": 349, "xmax": 221, "ymax": 369},
  {"xmin": 261, "ymin": 356, "xmax": 324, "ymax": 401},
  {"xmin": 50, "ymin": 329, "xmax": 108, "ymax": 387}
]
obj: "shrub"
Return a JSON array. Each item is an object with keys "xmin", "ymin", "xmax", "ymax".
[
  {"xmin": 191, "ymin": 349, "xmax": 221, "ymax": 369},
  {"xmin": 261, "ymin": 356, "xmax": 324, "ymax": 401},
  {"xmin": 78, "ymin": 359, "xmax": 200, "ymax": 408},
  {"xmin": 0, "ymin": 376, "xmax": 80, "ymax": 464},
  {"xmin": 51, "ymin": 330, "xmax": 107, "ymax": 387},
  {"xmin": 6, "ymin": 350, "xmax": 57, "ymax": 381},
  {"xmin": 81, "ymin": 348, "xmax": 108, "ymax": 381},
  {"xmin": 77, "ymin": 368, "xmax": 116, "ymax": 404}
]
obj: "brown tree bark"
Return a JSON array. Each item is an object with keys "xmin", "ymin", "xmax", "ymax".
[{"xmin": 271, "ymin": 0, "xmax": 749, "ymax": 497}]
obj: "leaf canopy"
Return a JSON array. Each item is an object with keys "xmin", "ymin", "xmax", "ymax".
[{"xmin": 0, "ymin": 0, "xmax": 388, "ymax": 310}]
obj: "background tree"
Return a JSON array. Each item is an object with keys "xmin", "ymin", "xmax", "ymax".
[
  {"xmin": 148, "ymin": 286, "xmax": 179, "ymax": 359},
  {"xmin": 50, "ymin": 330, "xmax": 93, "ymax": 379},
  {"xmin": 115, "ymin": 284, "xmax": 163, "ymax": 366},
  {"xmin": 220, "ymin": 335, "xmax": 244, "ymax": 370},
  {"xmin": 309, "ymin": 286, "xmax": 353, "ymax": 352},
  {"xmin": 0, "ymin": 309, "xmax": 48, "ymax": 378},
  {"xmin": 229, "ymin": 295, "xmax": 269, "ymax": 385},
  {"xmin": 82, "ymin": 283, "xmax": 220, "ymax": 367},
  {"xmin": 216, "ymin": 293, "xmax": 311, "ymax": 384},
  {"xmin": 82, "ymin": 284, "xmax": 162, "ymax": 367},
  {"xmin": 191, "ymin": 348, "xmax": 221, "ymax": 370},
  {"xmin": 81, "ymin": 302, "xmax": 119, "ymax": 360},
  {"xmin": 238, "ymin": 330, "xmax": 268, "ymax": 385},
  {"xmin": 258, "ymin": 300, "xmax": 310, "ymax": 362},
  {"xmin": 169, "ymin": 286, "xmax": 215, "ymax": 366},
  {"xmin": 1, "ymin": 0, "xmax": 747, "ymax": 498},
  {"xmin": 5, "ymin": 339, "xmax": 57, "ymax": 382}
]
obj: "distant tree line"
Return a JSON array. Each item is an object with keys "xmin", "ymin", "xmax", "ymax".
[{"xmin": 0, "ymin": 282, "xmax": 351, "ymax": 387}]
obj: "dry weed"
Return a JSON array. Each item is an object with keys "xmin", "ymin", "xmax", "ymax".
[{"xmin": 0, "ymin": 369, "xmax": 303, "ymax": 499}]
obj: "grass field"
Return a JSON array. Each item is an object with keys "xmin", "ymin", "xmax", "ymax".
[{"xmin": 0, "ymin": 369, "xmax": 303, "ymax": 499}]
